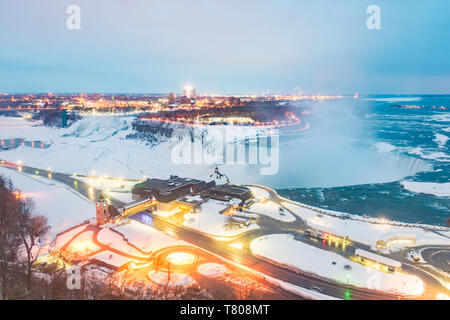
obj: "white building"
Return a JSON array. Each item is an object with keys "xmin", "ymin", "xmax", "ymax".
[{"xmin": 183, "ymin": 85, "xmax": 196, "ymax": 99}]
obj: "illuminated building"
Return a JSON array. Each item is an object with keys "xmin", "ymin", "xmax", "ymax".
[
  {"xmin": 95, "ymin": 194, "xmax": 119, "ymax": 224},
  {"xmin": 183, "ymin": 85, "xmax": 196, "ymax": 99},
  {"xmin": 132, "ymin": 176, "xmax": 254, "ymax": 214}
]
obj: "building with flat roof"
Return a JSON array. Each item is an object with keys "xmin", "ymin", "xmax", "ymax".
[
  {"xmin": 132, "ymin": 175, "xmax": 215, "ymax": 211},
  {"xmin": 131, "ymin": 175, "xmax": 254, "ymax": 213},
  {"xmin": 201, "ymin": 184, "xmax": 254, "ymax": 207}
]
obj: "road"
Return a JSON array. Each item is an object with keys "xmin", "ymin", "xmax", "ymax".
[
  {"xmin": 421, "ymin": 247, "xmax": 450, "ymax": 272},
  {"xmin": 0, "ymin": 160, "xmax": 447, "ymax": 300},
  {"xmin": 141, "ymin": 212, "xmax": 404, "ymax": 300}
]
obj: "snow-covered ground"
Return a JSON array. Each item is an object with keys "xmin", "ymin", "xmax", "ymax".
[
  {"xmin": 282, "ymin": 201, "xmax": 450, "ymax": 251},
  {"xmin": 65, "ymin": 230, "xmax": 101, "ymax": 256},
  {"xmin": 73, "ymin": 176, "xmax": 137, "ymax": 192},
  {"xmin": 250, "ymin": 234, "xmax": 424, "ymax": 296},
  {"xmin": 53, "ymin": 223, "xmax": 89, "ymax": 250},
  {"xmin": 113, "ymin": 219, "xmax": 186, "ymax": 253},
  {"xmin": 97, "ymin": 227, "xmax": 149, "ymax": 258},
  {"xmin": 103, "ymin": 191, "xmax": 135, "ymax": 203},
  {"xmin": 0, "ymin": 116, "xmax": 161, "ymax": 179},
  {"xmin": 246, "ymin": 200, "xmax": 296, "ymax": 222},
  {"xmin": 248, "ymin": 186, "xmax": 270, "ymax": 201},
  {"xmin": 148, "ymin": 271, "xmax": 194, "ymax": 287},
  {"xmin": 401, "ymin": 181, "xmax": 450, "ymax": 197},
  {"xmin": 151, "ymin": 207, "xmax": 181, "ymax": 218},
  {"xmin": 0, "ymin": 115, "xmax": 435, "ymax": 189},
  {"xmin": 91, "ymin": 250, "xmax": 135, "ymax": 270},
  {"xmin": 197, "ymin": 263, "xmax": 228, "ymax": 278},
  {"xmin": 0, "ymin": 166, "xmax": 94, "ymax": 237},
  {"xmin": 0, "ymin": 116, "xmax": 266, "ymax": 184},
  {"xmin": 183, "ymin": 198, "xmax": 259, "ymax": 238}
]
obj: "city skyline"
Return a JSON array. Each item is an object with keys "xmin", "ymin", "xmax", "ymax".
[{"xmin": 1, "ymin": 0, "xmax": 449, "ymax": 94}]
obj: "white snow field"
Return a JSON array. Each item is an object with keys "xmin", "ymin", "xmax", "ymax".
[
  {"xmin": 250, "ymin": 234, "xmax": 424, "ymax": 296},
  {"xmin": 282, "ymin": 201, "xmax": 450, "ymax": 251},
  {"xmin": 0, "ymin": 166, "xmax": 94, "ymax": 237},
  {"xmin": 183, "ymin": 198, "xmax": 259, "ymax": 238},
  {"xmin": 246, "ymin": 200, "xmax": 295, "ymax": 222},
  {"xmin": 401, "ymin": 181, "xmax": 450, "ymax": 197},
  {"xmin": 148, "ymin": 271, "xmax": 194, "ymax": 287},
  {"xmin": 151, "ymin": 207, "xmax": 181, "ymax": 218},
  {"xmin": 112, "ymin": 219, "xmax": 186, "ymax": 253},
  {"xmin": 53, "ymin": 223, "xmax": 89, "ymax": 250},
  {"xmin": 91, "ymin": 250, "xmax": 135, "ymax": 270},
  {"xmin": 96, "ymin": 227, "xmax": 149, "ymax": 258},
  {"xmin": 73, "ymin": 176, "xmax": 136, "ymax": 192},
  {"xmin": 248, "ymin": 186, "xmax": 270, "ymax": 201},
  {"xmin": 0, "ymin": 115, "xmax": 265, "ymax": 184},
  {"xmin": 197, "ymin": 263, "xmax": 228, "ymax": 278},
  {"xmin": 102, "ymin": 191, "xmax": 135, "ymax": 203},
  {"xmin": 0, "ymin": 115, "xmax": 435, "ymax": 189}
]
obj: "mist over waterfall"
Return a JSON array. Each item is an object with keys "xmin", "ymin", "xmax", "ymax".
[
  {"xmin": 248, "ymin": 138, "xmax": 433, "ymax": 188},
  {"xmin": 194, "ymin": 100, "xmax": 434, "ymax": 189}
]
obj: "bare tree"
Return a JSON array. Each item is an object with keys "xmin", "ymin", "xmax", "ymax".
[
  {"xmin": 0, "ymin": 176, "xmax": 23, "ymax": 299},
  {"xmin": 18, "ymin": 199, "xmax": 50, "ymax": 292}
]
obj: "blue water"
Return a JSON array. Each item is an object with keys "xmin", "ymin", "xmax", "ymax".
[{"xmin": 276, "ymin": 95, "xmax": 450, "ymax": 226}]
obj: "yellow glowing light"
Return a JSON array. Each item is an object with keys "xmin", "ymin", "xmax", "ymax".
[
  {"xmin": 436, "ymin": 293, "xmax": 450, "ymax": 300},
  {"xmin": 166, "ymin": 252, "xmax": 197, "ymax": 266},
  {"xmin": 229, "ymin": 242, "xmax": 243, "ymax": 250},
  {"xmin": 166, "ymin": 230, "xmax": 176, "ymax": 237},
  {"xmin": 66, "ymin": 240, "xmax": 98, "ymax": 255},
  {"xmin": 128, "ymin": 261, "xmax": 152, "ymax": 270}
]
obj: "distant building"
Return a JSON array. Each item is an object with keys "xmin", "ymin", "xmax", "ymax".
[
  {"xmin": 96, "ymin": 194, "xmax": 109, "ymax": 225},
  {"xmin": 183, "ymin": 86, "xmax": 196, "ymax": 99},
  {"xmin": 131, "ymin": 175, "xmax": 254, "ymax": 214},
  {"xmin": 132, "ymin": 175, "xmax": 214, "ymax": 211},
  {"xmin": 61, "ymin": 109, "xmax": 67, "ymax": 127},
  {"xmin": 168, "ymin": 92, "xmax": 175, "ymax": 104},
  {"xmin": 201, "ymin": 184, "xmax": 254, "ymax": 207}
]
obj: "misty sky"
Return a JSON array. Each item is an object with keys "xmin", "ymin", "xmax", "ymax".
[{"xmin": 0, "ymin": 0, "xmax": 449, "ymax": 94}]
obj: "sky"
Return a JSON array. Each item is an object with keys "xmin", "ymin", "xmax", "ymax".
[{"xmin": 0, "ymin": 0, "xmax": 449, "ymax": 94}]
